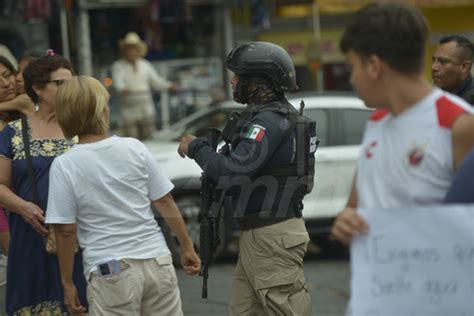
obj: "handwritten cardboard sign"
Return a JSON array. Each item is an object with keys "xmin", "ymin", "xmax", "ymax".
[{"xmin": 348, "ymin": 205, "xmax": 474, "ymax": 316}]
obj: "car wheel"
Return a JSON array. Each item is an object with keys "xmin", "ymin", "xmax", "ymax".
[
  {"xmin": 310, "ymin": 235, "xmax": 349, "ymax": 258},
  {"xmin": 159, "ymin": 194, "xmax": 227, "ymax": 264}
]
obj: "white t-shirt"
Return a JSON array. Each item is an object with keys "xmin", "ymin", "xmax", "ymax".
[
  {"xmin": 357, "ymin": 88, "xmax": 473, "ymax": 209},
  {"xmin": 111, "ymin": 58, "xmax": 172, "ymax": 115},
  {"xmin": 46, "ymin": 136, "xmax": 173, "ymax": 278},
  {"xmin": 111, "ymin": 58, "xmax": 172, "ymax": 93}
]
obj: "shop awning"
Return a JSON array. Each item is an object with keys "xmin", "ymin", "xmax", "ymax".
[
  {"xmin": 317, "ymin": 0, "xmax": 474, "ymax": 14},
  {"xmin": 84, "ymin": 0, "xmax": 150, "ymax": 9}
]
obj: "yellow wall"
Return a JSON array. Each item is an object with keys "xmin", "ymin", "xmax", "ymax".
[
  {"xmin": 260, "ymin": 5, "xmax": 474, "ymax": 81},
  {"xmin": 259, "ymin": 29, "xmax": 345, "ymax": 66}
]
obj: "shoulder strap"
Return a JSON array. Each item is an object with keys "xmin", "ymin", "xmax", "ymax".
[
  {"xmin": 21, "ymin": 118, "xmax": 39, "ymax": 205},
  {"xmin": 255, "ymin": 99, "xmax": 292, "ymax": 115},
  {"xmin": 256, "ymin": 100, "xmax": 298, "ymax": 147},
  {"xmin": 280, "ymin": 111, "xmax": 298, "ymax": 147}
]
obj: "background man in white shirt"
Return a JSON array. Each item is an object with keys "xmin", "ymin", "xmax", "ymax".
[
  {"xmin": 47, "ymin": 76, "xmax": 199, "ymax": 316},
  {"xmin": 112, "ymin": 32, "xmax": 177, "ymax": 140}
]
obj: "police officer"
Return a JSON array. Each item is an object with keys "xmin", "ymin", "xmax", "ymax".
[{"xmin": 178, "ymin": 41, "xmax": 314, "ymax": 315}]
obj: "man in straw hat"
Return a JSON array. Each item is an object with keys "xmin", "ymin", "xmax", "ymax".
[{"xmin": 112, "ymin": 32, "xmax": 177, "ymax": 140}]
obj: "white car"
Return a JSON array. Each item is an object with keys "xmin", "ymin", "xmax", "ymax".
[{"xmin": 145, "ymin": 92, "xmax": 371, "ymax": 256}]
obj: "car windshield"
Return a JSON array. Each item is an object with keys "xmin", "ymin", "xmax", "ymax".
[
  {"xmin": 341, "ymin": 109, "xmax": 371, "ymax": 145},
  {"xmin": 304, "ymin": 109, "xmax": 329, "ymax": 147},
  {"xmin": 153, "ymin": 106, "xmax": 240, "ymax": 142},
  {"xmin": 181, "ymin": 108, "xmax": 235, "ymax": 138},
  {"xmin": 153, "ymin": 95, "xmax": 370, "ymax": 146}
]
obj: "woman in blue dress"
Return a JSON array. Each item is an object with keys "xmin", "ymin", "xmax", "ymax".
[{"xmin": 0, "ymin": 53, "xmax": 87, "ymax": 315}]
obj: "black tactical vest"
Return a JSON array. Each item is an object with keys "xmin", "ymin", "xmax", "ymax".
[{"xmin": 221, "ymin": 99, "xmax": 318, "ymax": 211}]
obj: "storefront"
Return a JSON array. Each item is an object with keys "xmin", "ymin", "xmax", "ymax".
[
  {"xmin": 234, "ymin": 0, "xmax": 474, "ymax": 91},
  {"xmin": 74, "ymin": 0, "xmax": 228, "ymax": 128},
  {"xmin": 0, "ymin": 0, "xmax": 57, "ymax": 63},
  {"xmin": 259, "ymin": 28, "xmax": 349, "ymax": 91}
]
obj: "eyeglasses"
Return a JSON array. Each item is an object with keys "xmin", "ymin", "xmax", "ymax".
[{"xmin": 46, "ymin": 79, "xmax": 65, "ymax": 86}]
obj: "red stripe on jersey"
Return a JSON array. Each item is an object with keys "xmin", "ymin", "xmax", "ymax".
[
  {"xmin": 436, "ymin": 96, "xmax": 467, "ymax": 128},
  {"xmin": 370, "ymin": 109, "xmax": 390, "ymax": 121}
]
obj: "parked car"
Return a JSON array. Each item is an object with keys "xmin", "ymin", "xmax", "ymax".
[{"xmin": 145, "ymin": 92, "xmax": 372, "ymax": 258}]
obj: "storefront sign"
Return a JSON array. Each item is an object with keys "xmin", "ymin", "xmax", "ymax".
[{"xmin": 259, "ymin": 29, "xmax": 345, "ymax": 65}]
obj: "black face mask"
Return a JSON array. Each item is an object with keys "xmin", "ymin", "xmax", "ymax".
[
  {"xmin": 232, "ymin": 75, "xmax": 283, "ymax": 105},
  {"xmin": 232, "ymin": 77, "xmax": 249, "ymax": 104}
]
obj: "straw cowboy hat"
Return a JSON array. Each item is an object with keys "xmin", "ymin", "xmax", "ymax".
[{"xmin": 118, "ymin": 32, "xmax": 148, "ymax": 56}]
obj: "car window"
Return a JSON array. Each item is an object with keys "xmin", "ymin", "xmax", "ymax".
[
  {"xmin": 304, "ymin": 109, "xmax": 328, "ymax": 147},
  {"xmin": 183, "ymin": 109, "xmax": 233, "ymax": 138},
  {"xmin": 341, "ymin": 109, "xmax": 371, "ymax": 145}
]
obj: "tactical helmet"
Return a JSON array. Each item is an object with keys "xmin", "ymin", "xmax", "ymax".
[{"xmin": 225, "ymin": 42, "xmax": 298, "ymax": 92}]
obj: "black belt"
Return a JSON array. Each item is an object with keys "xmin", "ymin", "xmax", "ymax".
[{"xmin": 237, "ymin": 205, "xmax": 302, "ymax": 230}]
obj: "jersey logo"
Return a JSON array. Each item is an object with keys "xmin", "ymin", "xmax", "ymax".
[
  {"xmin": 407, "ymin": 142, "xmax": 427, "ymax": 166},
  {"xmin": 365, "ymin": 140, "xmax": 378, "ymax": 159},
  {"xmin": 245, "ymin": 125, "xmax": 265, "ymax": 142}
]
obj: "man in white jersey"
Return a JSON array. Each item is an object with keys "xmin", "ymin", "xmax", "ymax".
[
  {"xmin": 46, "ymin": 76, "xmax": 200, "ymax": 316},
  {"xmin": 330, "ymin": 3, "xmax": 474, "ymax": 245}
]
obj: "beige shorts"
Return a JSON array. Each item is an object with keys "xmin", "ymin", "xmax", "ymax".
[
  {"xmin": 120, "ymin": 94, "xmax": 156, "ymax": 125},
  {"xmin": 229, "ymin": 217, "xmax": 312, "ymax": 316},
  {"xmin": 87, "ymin": 255, "xmax": 182, "ymax": 316}
]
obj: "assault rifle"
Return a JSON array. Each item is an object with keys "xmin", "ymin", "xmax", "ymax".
[{"xmin": 199, "ymin": 128, "xmax": 224, "ymax": 299}]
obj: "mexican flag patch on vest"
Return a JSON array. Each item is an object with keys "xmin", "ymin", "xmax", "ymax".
[{"xmin": 245, "ymin": 125, "xmax": 265, "ymax": 142}]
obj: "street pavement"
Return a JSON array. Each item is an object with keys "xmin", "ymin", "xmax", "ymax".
[
  {"xmin": 0, "ymin": 245, "xmax": 349, "ymax": 315},
  {"xmin": 177, "ymin": 243, "xmax": 351, "ymax": 316}
]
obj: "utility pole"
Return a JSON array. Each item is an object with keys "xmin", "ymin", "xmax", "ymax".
[
  {"xmin": 58, "ymin": 0, "xmax": 70, "ymax": 60},
  {"xmin": 312, "ymin": 2, "xmax": 323, "ymax": 92},
  {"xmin": 77, "ymin": 0, "xmax": 93, "ymax": 75},
  {"xmin": 223, "ymin": 1, "xmax": 234, "ymax": 99}
]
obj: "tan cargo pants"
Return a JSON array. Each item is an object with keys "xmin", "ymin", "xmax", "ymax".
[
  {"xmin": 229, "ymin": 217, "xmax": 311, "ymax": 316},
  {"xmin": 87, "ymin": 255, "xmax": 182, "ymax": 316}
]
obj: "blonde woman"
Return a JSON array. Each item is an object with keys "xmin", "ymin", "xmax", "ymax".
[{"xmin": 47, "ymin": 76, "xmax": 200, "ymax": 315}]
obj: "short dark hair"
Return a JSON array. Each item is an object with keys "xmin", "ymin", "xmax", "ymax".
[
  {"xmin": 439, "ymin": 35, "xmax": 474, "ymax": 63},
  {"xmin": 340, "ymin": 3, "xmax": 428, "ymax": 74},
  {"xmin": 0, "ymin": 55, "xmax": 16, "ymax": 74},
  {"xmin": 23, "ymin": 54, "xmax": 74, "ymax": 104}
]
